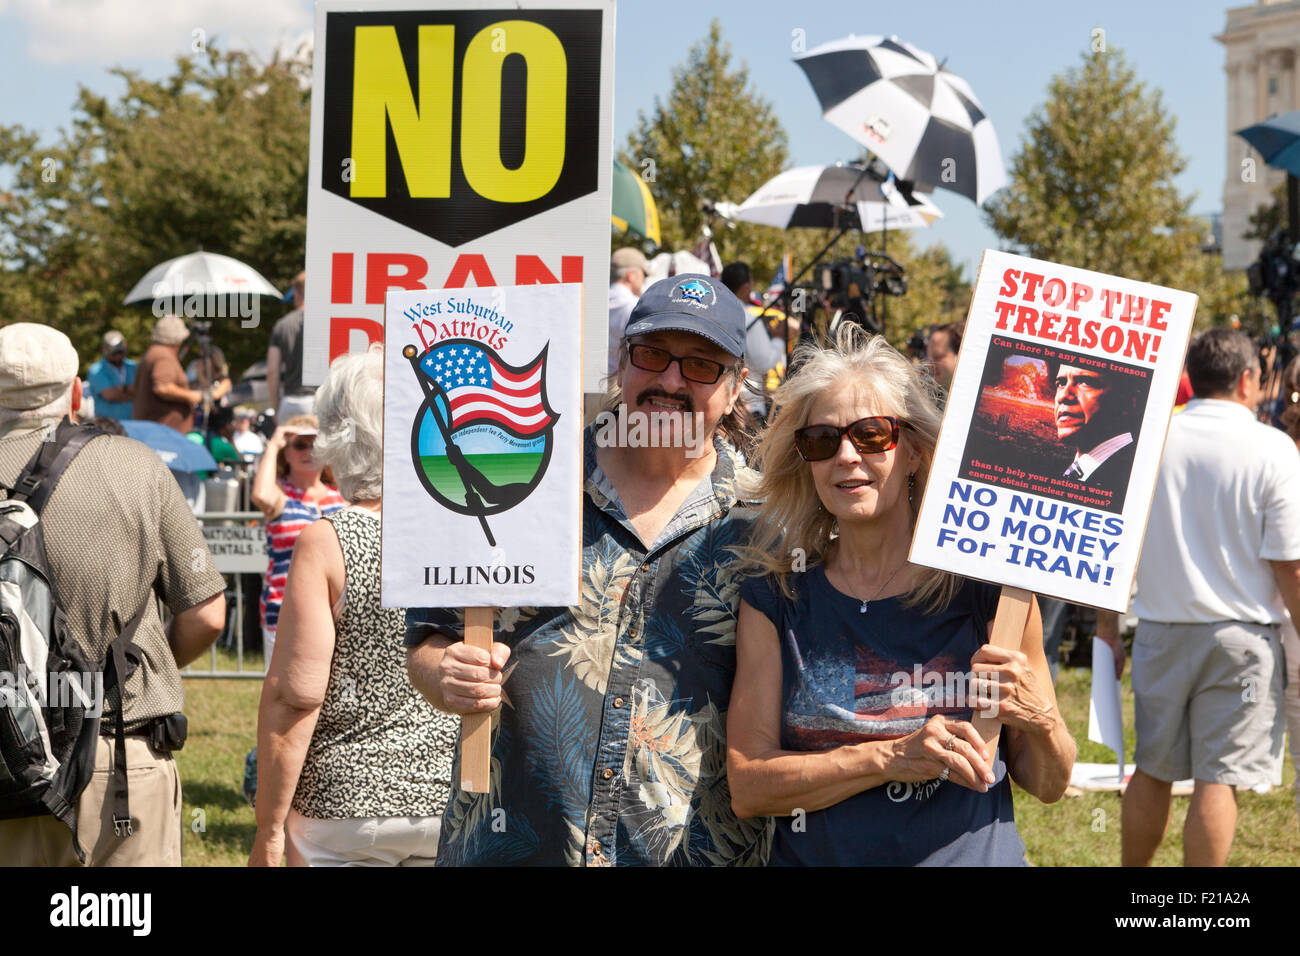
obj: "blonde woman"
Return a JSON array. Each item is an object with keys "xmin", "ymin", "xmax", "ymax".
[{"xmin": 727, "ymin": 327, "xmax": 1075, "ymax": 866}]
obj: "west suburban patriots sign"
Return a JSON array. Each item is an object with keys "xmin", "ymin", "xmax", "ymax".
[
  {"xmin": 382, "ymin": 283, "xmax": 582, "ymax": 607},
  {"xmin": 303, "ymin": 0, "xmax": 615, "ymax": 395}
]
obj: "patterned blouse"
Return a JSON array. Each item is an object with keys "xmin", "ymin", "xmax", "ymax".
[
  {"xmin": 405, "ymin": 429, "xmax": 774, "ymax": 866},
  {"xmin": 293, "ymin": 508, "xmax": 460, "ymax": 819},
  {"xmin": 260, "ymin": 477, "xmax": 346, "ymax": 632}
]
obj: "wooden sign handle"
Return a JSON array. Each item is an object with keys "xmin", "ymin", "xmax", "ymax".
[
  {"xmin": 971, "ymin": 586, "xmax": 1033, "ymax": 751},
  {"xmin": 460, "ymin": 606, "xmax": 495, "ymax": 793}
]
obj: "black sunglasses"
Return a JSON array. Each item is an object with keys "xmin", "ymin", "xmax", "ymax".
[
  {"xmin": 626, "ymin": 344, "xmax": 731, "ymax": 385},
  {"xmin": 794, "ymin": 415, "xmax": 908, "ymax": 462}
]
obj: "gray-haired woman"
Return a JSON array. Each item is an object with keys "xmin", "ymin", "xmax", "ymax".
[{"xmin": 249, "ymin": 346, "xmax": 459, "ymax": 866}]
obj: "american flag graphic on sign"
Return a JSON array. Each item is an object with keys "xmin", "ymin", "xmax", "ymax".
[{"xmin": 418, "ymin": 341, "xmax": 555, "ymax": 436}]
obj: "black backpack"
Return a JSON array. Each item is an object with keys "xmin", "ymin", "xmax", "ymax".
[{"xmin": 0, "ymin": 419, "xmax": 146, "ymax": 862}]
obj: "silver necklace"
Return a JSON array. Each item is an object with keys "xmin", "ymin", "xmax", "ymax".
[{"xmin": 850, "ymin": 560, "xmax": 908, "ymax": 614}]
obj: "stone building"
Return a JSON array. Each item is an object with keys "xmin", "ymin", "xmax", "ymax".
[{"xmin": 1217, "ymin": 0, "xmax": 1300, "ymax": 269}]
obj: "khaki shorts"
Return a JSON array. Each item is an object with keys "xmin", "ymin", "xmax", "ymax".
[
  {"xmin": 1132, "ymin": 620, "xmax": 1285, "ymax": 790},
  {"xmin": 0, "ymin": 736, "xmax": 182, "ymax": 866}
]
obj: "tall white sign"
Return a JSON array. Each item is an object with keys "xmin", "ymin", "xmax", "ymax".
[
  {"xmin": 381, "ymin": 283, "xmax": 582, "ymax": 607},
  {"xmin": 910, "ymin": 250, "xmax": 1197, "ymax": 612},
  {"xmin": 303, "ymin": 0, "xmax": 615, "ymax": 393}
]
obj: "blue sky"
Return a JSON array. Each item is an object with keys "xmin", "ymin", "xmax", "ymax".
[{"xmin": 0, "ymin": 0, "xmax": 1238, "ymax": 277}]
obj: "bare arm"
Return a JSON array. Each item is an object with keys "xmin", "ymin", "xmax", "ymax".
[
  {"xmin": 99, "ymin": 384, "xmax": 134, "ymax": 402},
  {"xmin": 406, "ymin": 633, "xmax": 454, "ymax": 711},
  {"xmin": 726, "ymin": 600, "xmax": 995, "ymax": 819},
  {"xmin": 405, "ymin": 628, "xmax": 509, "ymax": 716},
  {"xmin": 250, "ymin": 426, "xmax": 291, "ymax": 519},
  {"xmin": 1095, "ymin": 609, "xmax": 1125, "ymax": 679},
  {"xmin": 248, "ymin": 519, "xmax": 342, "ymax": 866},
  {"xmin": 167, "ymin": 592, "xmax": 225, "ymax": 667},
  {"xmin": 1271, "ymin": 559, "xmax": 1300, "ymax": 627},
  {"xmin": 266, "ymin": 345, "xmax": 282, "ymax": 410},
  {"xmin": 974, "ymin": 600, "xmax": 1076, "ymax": 804},
  {"xmin": 152, "ymin": 378, "xmax": 202, "ymax": 406}
]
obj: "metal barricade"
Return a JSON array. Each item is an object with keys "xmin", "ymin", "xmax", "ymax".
[{"xmin": 186, "ymin": 510, "xmax": 267, "ymax": 678}]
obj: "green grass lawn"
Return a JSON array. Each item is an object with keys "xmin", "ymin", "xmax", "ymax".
[
  {"xmin": 177, "ymin": 646, "xmax": 264, "ymax": 867},
  {"xmin": 175, "ymin": 660, "xmax": 1300, "ymax": 866},
  {"xmin": 1014, "ymin": 668, "xmax": 1300, "ymax": 866}
]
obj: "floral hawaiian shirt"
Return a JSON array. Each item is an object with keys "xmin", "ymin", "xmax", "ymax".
[{"xmin": 404, "ymin": 428, "xmax": 772, "ymax": 866}]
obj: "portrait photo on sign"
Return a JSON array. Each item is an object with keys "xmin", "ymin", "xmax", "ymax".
[{"xmin": 958, "ymin": 336, "xmax": 1151, "ymax": 514}]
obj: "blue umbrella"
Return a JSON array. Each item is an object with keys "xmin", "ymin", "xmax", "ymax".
[
  {"xmin": 1237, "ymin": 110, "xmax": 1300, "ymax": 177},
  {"xmin": 121, "ymin": 420, "xmax": 218, "ymax": 473}
]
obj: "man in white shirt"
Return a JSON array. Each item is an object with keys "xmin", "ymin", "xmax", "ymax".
[
  {"xmin": 608, "ymin": 248, "xmax": 648, "ymax": 378},
  {"xmin": 231, "ymin": 406, "xmax": 266, "ymax": 457},
  {"xmin": 1053, "ymin": 361, "xmax": 1139, "ymax": 505},
  {"xmin": 1099, "ymin": 328, "xmax": 1300, "ymax": 866}
]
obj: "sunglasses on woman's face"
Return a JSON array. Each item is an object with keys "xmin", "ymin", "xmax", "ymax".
[
  {"xmin": 289, "ymin": 438, "xmax": 315, "ymax": 452},
  {"xmin": 793, "ymin": 415, "xmax": 907, "ymax": 462}
]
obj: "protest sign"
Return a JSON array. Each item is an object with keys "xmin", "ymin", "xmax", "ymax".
[
  {"xmin": 910, "ymin": 250, "xmax": 1197, "ymax": 613},
  {"xmin": 381, "ymin": 282, "xmax": 583, "ymax": 608},
  {"xmin": 302, "ymin": 0, "xmax": 615, "ymax": 393}
]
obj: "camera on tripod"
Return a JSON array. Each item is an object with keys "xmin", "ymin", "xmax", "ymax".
[
  {"xmin": 814, "ymin": 247, "xmax": 907, "ymax": 334},
  {"xmin": 1248, "ymin": 230, "xmax": 1300, "ymax": 329}
]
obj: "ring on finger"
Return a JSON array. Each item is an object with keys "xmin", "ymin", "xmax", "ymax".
[{"xmin": 945, "ymin": 734, "xmax": 957, "ymax": 751}]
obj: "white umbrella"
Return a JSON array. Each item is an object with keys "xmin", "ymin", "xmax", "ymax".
[
  {"xmin": 645, "ymin": 249, "xmax": 713, "ymax": 283},
  {"xmin": 795, "ymin": 36, "xmax": 1006, "ymax": 206},
  {"xmin": 732, "ymin": 164, "xmax": 942, "ymax": 232},
  {"xmin": 122, "ymin": 251, "xmax": 282, "ymax": 304}
]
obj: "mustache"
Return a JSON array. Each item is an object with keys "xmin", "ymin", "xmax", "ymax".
[{"xmin": 635, "ymin": 388, "xmax": 694, "ymax": 412}]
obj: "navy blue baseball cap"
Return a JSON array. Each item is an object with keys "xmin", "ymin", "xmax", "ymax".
[{"xmin": 623, "ymin": 274, "xmax": 747, "ymax": 358}]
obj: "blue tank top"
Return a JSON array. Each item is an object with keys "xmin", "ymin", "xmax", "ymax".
[{"xmin": 740, "ymin": 567, "xmax": 1028, "ymax": 867}]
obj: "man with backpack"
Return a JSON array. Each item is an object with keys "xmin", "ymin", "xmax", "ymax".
[{"xmin": 0, "ymin": 323, "xmax": 226, "ymax": 866}]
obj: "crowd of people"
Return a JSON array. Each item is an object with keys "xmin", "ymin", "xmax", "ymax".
[{"xmin": 0, "ymin": 246, "xmax": 1297, "ymax": 868}]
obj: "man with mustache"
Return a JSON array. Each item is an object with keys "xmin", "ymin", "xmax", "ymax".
[
  {"xmin": 1053, "ymin": 360, "xmax": 1140, "ymax": 504},
  {"xmin": 405, "ymin": 274, "xmax": 772, "ymax": 866}
]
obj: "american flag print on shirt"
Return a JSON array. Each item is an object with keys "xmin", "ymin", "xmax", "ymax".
[{"xmin": 418, "ymin": 341, "xmax": 555, "ymax": 436}]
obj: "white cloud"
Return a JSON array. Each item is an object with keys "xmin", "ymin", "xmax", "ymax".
[{"xmin": 0, "ymin": 0, "xmax": 312, "ymax": 65}]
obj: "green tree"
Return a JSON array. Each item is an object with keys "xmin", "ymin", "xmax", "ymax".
[
  {"xmin": 0, "ymin": 44, "xmax": 310, "ymax": 379},
  {"xmin": 1244, "ymin": 180, "xmax": 1287, "ymax": 242},
  {"xmin": 985, "ymin": 48, "xmax": 1246, "ymax": 329},
  {"xmin": 620, "ymin": 20, "xmax": 792, "ymax": 264},
  {"xmin": 620, "ymin": 21, "xmax": 969, "ymax": 349}
]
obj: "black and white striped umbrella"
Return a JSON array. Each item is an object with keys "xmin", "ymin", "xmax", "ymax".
[
  {"xmin": 795, "ymin": 35, "xmax": 1006, "ymax": 206},
  {"xmin": 731, "ymin": 164, "xmax": 942, "ymax": 232}
]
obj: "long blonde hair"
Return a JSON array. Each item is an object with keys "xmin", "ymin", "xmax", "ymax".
[{"xmin": 736, "ymin": 325, "xmax": 959, "ymax": 611}]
